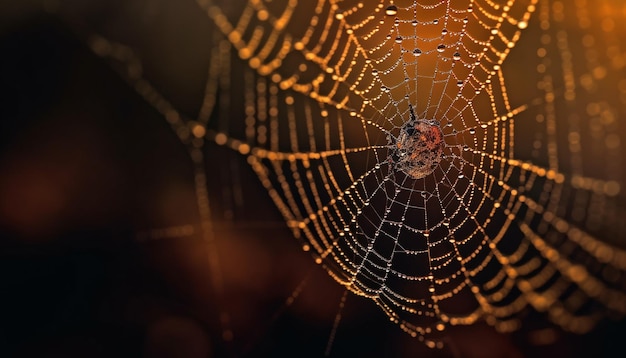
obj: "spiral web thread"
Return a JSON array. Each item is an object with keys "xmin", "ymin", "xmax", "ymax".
[{"xmin": 91, "ymin": 0, "xmax": 626, "ymax": 347}]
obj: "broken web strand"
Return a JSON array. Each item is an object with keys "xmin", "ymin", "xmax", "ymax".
[{"xmin": 86, "ymin": 0, "xmax": 626, "ymax": 353}]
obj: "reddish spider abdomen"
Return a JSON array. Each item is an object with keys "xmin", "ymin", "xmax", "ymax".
[{"xmin": 393, "ymin": 120, "xmax": 445, "ymax": 179}]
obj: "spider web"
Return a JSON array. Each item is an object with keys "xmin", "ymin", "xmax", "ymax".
[{"xmin": 89, "ymin": 0, "xmax": 626, "ymax": 350}]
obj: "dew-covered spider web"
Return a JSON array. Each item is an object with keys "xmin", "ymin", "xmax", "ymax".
[{"xmin": 88, "ymin": 0, "xmax": 626, "ymax": 350}]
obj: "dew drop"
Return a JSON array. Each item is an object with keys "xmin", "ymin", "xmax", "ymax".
[
  {"xmin": 385, "ymin": 5, "xmax": 398, "ymax": 16},
  {"xmin": 413, "ymin": 48, "xmax": 422, "ymax": 56},
  {"xmin": 453, "ymin": 52, "xmax": 461, "ymax": 60},
  {"xmin": 437, "ymin": 44, "xmax": 446, "ymax": 52},
  {"xmin": 395, "ymin": 36, "xmax": 403, "ymax": 43}
]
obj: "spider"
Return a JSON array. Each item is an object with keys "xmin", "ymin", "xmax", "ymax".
[{"xmin": 390, "ymin": 105, "xmax": 445, "ymax": 179}]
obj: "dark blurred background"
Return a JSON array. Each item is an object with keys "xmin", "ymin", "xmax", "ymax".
[{"xmin": 1, "ymin": 1, "xmax": 625, "ymax": 357}]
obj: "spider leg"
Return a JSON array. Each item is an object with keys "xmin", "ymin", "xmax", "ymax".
[{"xmin": 409, "ymin": 104, "xmax": 417, "ymax": 122}]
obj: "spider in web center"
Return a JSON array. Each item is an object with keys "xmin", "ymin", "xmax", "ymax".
[{"xmin": 389, "ymin": 105, "xmax": 445, "ymax": 180}]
